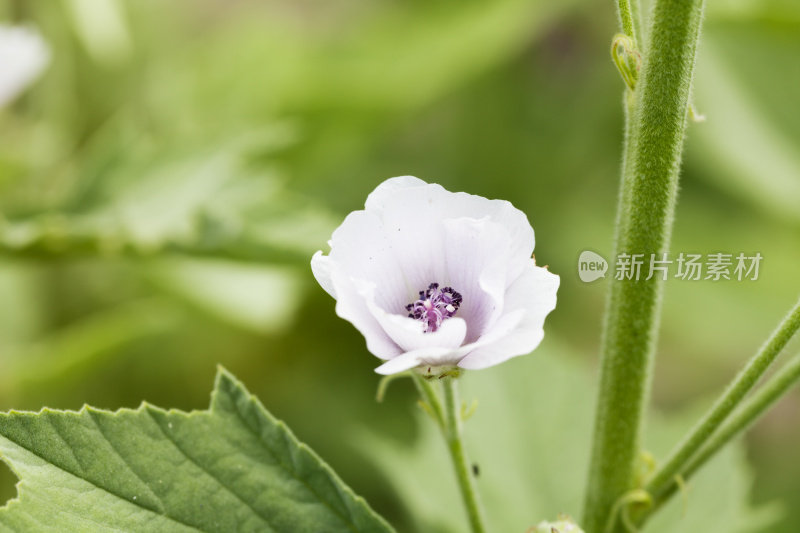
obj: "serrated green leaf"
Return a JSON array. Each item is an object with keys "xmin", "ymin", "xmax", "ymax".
[{"xmin": 0, "ymin": 368, "xmax": 394, "ymax": 533}]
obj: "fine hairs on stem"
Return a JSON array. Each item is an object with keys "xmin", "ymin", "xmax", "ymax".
[
  {"xmin": 412, "ymin": 374, "xmax": 488, "ymax": 533},
  {"xmin": 586, "ymin": 0, "xmax": 800, "ymax": 530},
  {"xmin": 582, "ymin": 0, "xmax": 706, "ymax": 531},
  {"xmin": 643, "ymin": 299, "xmax": 800, "ymax": 503}
]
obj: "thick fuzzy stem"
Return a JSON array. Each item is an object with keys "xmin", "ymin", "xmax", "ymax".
[{"xmin": 583, "ymin": 1, "xmax": 706, "ymax": 531}]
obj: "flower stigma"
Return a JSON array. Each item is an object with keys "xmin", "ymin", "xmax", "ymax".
[{"xmin": 405, "ymin": 283, "xmax": 462, "ymax": 333}]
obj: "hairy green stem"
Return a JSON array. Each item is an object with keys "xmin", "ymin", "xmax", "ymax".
[
  {"xmin": 442, "ymin": 378, "xmax": 487, "ymax": 533},
  {"xmin": 644, "ymin": 299, "xmax": 800, "ymax": 502},
  {"xmin": 617, "ymin": 0, "xmax": 640, "ymax": 44},
  {"xmin": 412, "ymin": 375, "xmax": 487, "ymax": 533},
  {"xmin": 688, "ymin": 353, "xmax": 800, "ymax": 474},
  {"xmin": 583, "ymin": 0, "xmax": 705, "ymax": 531},
  {"xmin": 641, "ymin": 352, "xmax": 800, "ymax": 521},
  {"xmin": 412, "ymin": 374, "xmax": 446, "ymax": 429},
  {"xmin": 629, "ymin": 1, "xmax": 642, "ymax": 43}
]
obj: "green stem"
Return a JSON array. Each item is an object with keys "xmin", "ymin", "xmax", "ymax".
[
  {"xmin": 412, "ymin": 374, "xmax": 446, "ymax": 429},
  {"xmin": 644, "ymin": 299, "xmax": 800, "ymax": 502},
  {"xmin": 629, "ymin": 0, "xmax": 642, "ymax": 44},
  {"xmin": 689, "ymin": 353, "xmax": 800, "ymax": 473},
  {"xmin": 641, "ymin": 352, "xmax": 800, "ymax": 522},
  {"xmin": 411, "ymin": 375, "xmax": 487, "ymax": 532},
  {"xmin": 442, "ymin": 378, "xmax": 487, "ymax": 533},
  {"xmin": 617, "ymin": 0, "xmax": 640, "ymax": 44},
  {"xmin": 583, "ymin": 0, "xmax": 705, "ymax": 531},
  {"xmin": 0, "ymin": 218, "xmax": 308, "ymax": 265}
]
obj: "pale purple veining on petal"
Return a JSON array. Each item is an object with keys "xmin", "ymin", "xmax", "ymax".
[
  {"xmin": 457, "ymin": 261, "xmax": 559, "ymax": 369},
  {"xmin": 311, "ymin": 176, "xmax": 559, "ymax": 375},
  {"xmin": 442, "ymin": 216, "xmax": 511, "ymax": 344}
]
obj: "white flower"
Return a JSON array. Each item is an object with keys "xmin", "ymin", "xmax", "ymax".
[
  {"xmin": 532, "ymin": 515, "xmax": 584, "ymax": 532},
  {"xmin": 311, "ymin": 176, "xmax": 559, "ymax": 375},
  {"xmin": 0, "ymin": 25, "xmax": 50, "ymax": 108}
]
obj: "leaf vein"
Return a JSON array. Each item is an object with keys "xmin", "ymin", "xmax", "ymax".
[
  {"xmin": 84, "ymin": 409, "xmax": 165, "ymax": 514},
  {"xmin": 0, "ymin": 425, "xmax": 206, "ymax": 532},
  {"xmin": 143, "ymin": 408, "xmax": 278, "ymax": 533},
  {"xmin": 224, "ymin": 391, "xmax": 363, "ymax": 533}
]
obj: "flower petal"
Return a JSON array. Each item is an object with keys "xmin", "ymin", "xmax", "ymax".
[
  {"xmin": 327, "ymin": 269, "xmax": 402, "ymax": 360},
  {"xmin": 373, "ymin": 347, "xmax": 455, "ymax": 375},
  {"xmin": 456, "ymin": 262, "xmax": 559, "ymax": 369},
  {"xmin": 310, "ymin": 251, "xmax": 336, "ymax": 298},
  {"xmin": 364, "ymin": 175, "xmax": 427, "ymax": 211},
  {"xmin": 373, "ymin": 353, "xmax": 422, "ymax": 375},
  {"xmin": 311, "ymin": 176, "xmax": 558, "ymax": 375},
  {"xmin": 366, "ymin": 176, "xmax": 535, "ymax": 283},
  {"xmin": 322, "ymin": 177, "xmax": 537, "ymax": 320},
  {"xmin": 325, "ymin": 210, "xmax": 408, "ymax": 314},
  {"xmin": 442, "ymin": 217, "xmax": 512, "ymax": 343},
  {"xmin": 356, "ymin": 277, "xmax": 467, "ymax": 352}
]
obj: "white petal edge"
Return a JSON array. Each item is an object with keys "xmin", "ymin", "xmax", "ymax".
[
  {"xmin": 457, "ymin": 263, "xmax": 559, "ymax": 370},
  {"xmin": 311, "ymin": 176, "xmax": 557, "ymax": 374},
  {"xmin": 325, "ymin": 209, "xmax": 409, "ymax": 313},
  {"xmin": 374, "ymin": 347, "xmax": 455, "ymax": 375},
  {"xmin": 364, "ymin": 176, "xmax": 427, "ymax": 211},
  {"xmin": 328, "ymin": 269, "xmax": 402, "ymax": 360},
  {"xmin": 371, "ymin": 310, "xmax": 521, "ymax": 375},
  {"xmin": 356, "ymin": 277, "xmax": 467, "ymax": 353},
  {"xmin": 442, "ymin": 216, "xmax": 511, "ymax": 343},
  {"xmin": 365, "ymin": 176, "xmax": 535, "ymax": 283},
  {"xmin": 310, "ymin": 251, "xmax": 336, "ymax": 298}
]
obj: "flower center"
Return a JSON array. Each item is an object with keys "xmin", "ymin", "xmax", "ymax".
[{"xmin": 405, "ymin": 283, "xmax": 463, "ymax": 333}]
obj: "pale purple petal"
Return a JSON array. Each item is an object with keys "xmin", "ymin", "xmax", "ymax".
[
  {"xmin": 311, "ymin": 176, "xmax": 558, "ymax": 374},
  {"xmin": 359, "ymin": 277, "xmax": 467, "ymax": 352},
  {"xmin": 442, "ymin": 217, "xmax": 511, "ymax": 343},
  {"xmin": 457, "ymin": 262, "xmax": 559, "ymax": 369},
  {"xmin": 323, "ymin": 209, "xmax": 408, "ymax": 314},
  {"xmin": 366, "ymin": 176, "xmax": 535, "ymax": 283},
  {"xmin": 326, "ymin": 269, "xmax": 401, "ymax": 360}
]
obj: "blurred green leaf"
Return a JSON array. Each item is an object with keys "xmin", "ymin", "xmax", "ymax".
[
  {"xmin": 63, "ymin": 0, "xmax": 132, "ymax": 66},
  {"xmin": 0, "ymin": 264, "xmax": 47, "ymax": 347},
  {"xmin": 0, "ymin": 131, "xmax": 337, "ymax": 263},
  {"xmin": 0, "ymin": 368, "xmax": 394, "ymax": 533},
  {"xmin": 706, "ymin": 0, "xmax": 800, "ymax": 24},
  {"xmin": 188, "ymin": 0, "xmax": 579, "ymax": 115},
  {"xmin": 690, "ymin": 44, "xmax": 800, "ymax": 225},
  {"xmin": 147, "ymin": 258, "xmax": 304, "ymax": 334},
  {"xmin": 0, "ymin": 299, "xmax": 180, "ymax": 393},
  {"xmin": 645, "ymin": 406, "xmax": 782, "ymax": 533}
]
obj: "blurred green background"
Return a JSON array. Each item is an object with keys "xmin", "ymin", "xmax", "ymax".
[{"xmin": 1, "ymin": 0, "xmax": 799, "ymax": 531}]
